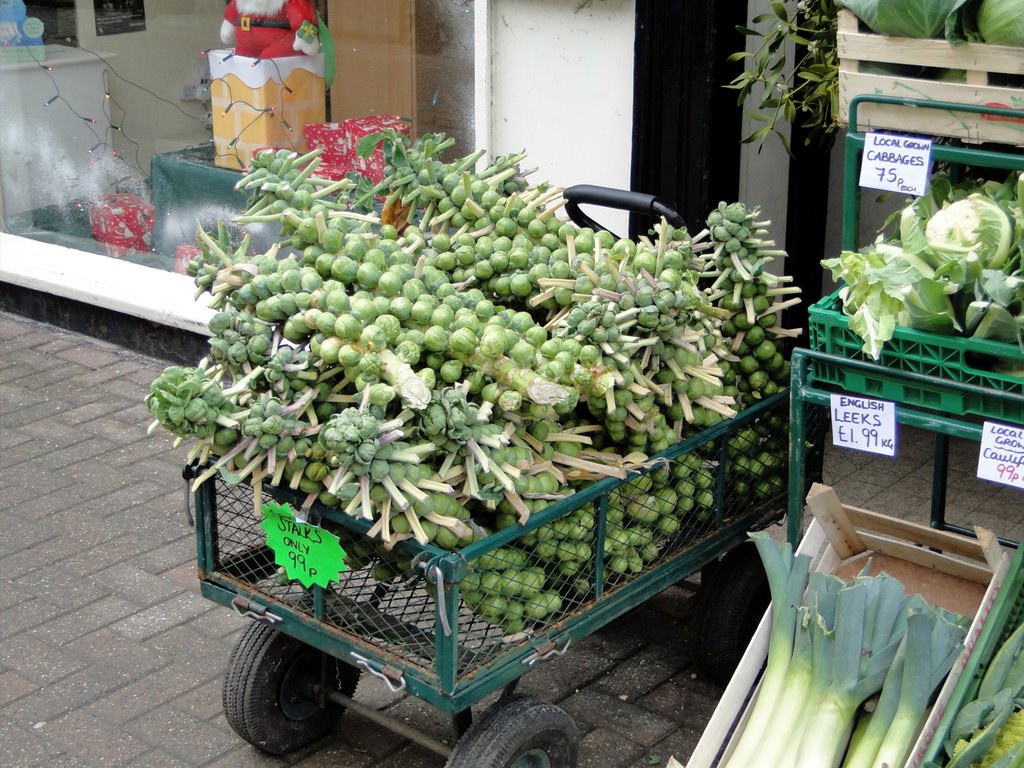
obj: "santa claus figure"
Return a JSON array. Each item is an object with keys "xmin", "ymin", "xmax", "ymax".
[{"xmin": 220, "ymin": 0, "xmax": 320, "ymax": 59}]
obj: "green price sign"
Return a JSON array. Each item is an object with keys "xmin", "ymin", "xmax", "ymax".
[{"xmin": 260, "ymin": 501, "xmax": 347, "ymax": 589}]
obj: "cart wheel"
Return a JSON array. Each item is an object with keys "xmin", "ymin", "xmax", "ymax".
[
  {"xmin": 445, "ymin": 695, "xmax": 578, "ymax": 768},
  {"xmin": 693, "ymin": 540, "xmax": 770, "ymax": 686},
  {"xmin": 222, "ymin": 621, "xmax": 358, "ymax": 755}
]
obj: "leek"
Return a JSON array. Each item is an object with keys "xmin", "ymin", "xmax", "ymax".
[
  {"xmin": 748, "ymin": 573, "xmax": 842, "ymax": 768},
  {"xmin": 844, "ymin": 604, "xmax": 967, "ymax": 768},
  {"xmin": 720, "ymin": 532, "xmax": 813, "ymax": 768},
  {"xmin": 791, "ymin": 573, "xmax": 908, "ymax": 768}
]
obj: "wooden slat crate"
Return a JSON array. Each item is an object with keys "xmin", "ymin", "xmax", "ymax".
[
  {"xmin": 837, "ymin": 9, "xmax": 1024, "ymax": 145},
  {"xmin": 684, "ymin": 483, "xmax": 1014, "ymax": 768}
]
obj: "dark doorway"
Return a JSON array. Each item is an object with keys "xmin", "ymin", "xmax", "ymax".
[{"xmin": 630, "ymin": 1, "xmax": 748, "ymax": 238}]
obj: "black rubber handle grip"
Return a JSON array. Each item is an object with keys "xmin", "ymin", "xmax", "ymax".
[{"xmin": 563, "ymin": 184, "xmax": 685, "ymax": 237}]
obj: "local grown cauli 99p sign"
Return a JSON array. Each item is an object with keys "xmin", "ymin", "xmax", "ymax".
[{"xmin": 260, "ymin": 501, "xmax": 347, "ymax": 588}]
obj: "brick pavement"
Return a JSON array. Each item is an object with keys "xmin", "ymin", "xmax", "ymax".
[
  {"xmin": 0, "ymin": 311, "xmax": 719, "ymax": 768},
  {"xmin": 2, "ymin": 310, "xmax": 1019, "ymax": 768}
]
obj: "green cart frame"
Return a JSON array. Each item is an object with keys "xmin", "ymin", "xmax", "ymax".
[{"xmin": 193, "ymin": 388, "xmax": 820, "ymax": 765}]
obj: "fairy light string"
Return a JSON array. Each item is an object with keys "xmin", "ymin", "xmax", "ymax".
[
  {"xmin": 207, "ymin": 50, "xmax": 304, "ymax": 169},
  {"xmin": 18, "ymin": 43, "xmax": 313, "ymax": 178}
]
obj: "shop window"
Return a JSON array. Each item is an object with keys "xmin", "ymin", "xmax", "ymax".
[{"xmin": 0, "ymin": 0, "xmax": 474, "ymax": 273}]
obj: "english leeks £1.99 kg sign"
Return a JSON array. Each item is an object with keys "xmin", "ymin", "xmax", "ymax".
[
  {"xmin": 830, "ymin": 394, "xmax": 897, "ymax": 457},
  {"xmin": 261, "ymin": 501, "xmax": 347, "ymax": 588}
]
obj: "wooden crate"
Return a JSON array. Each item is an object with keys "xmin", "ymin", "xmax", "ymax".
[
  {"xmin": 837, "ymin": 9, "xmax": 1024, "ymax": 145},
  {"xmin": 684, "ymin": 483, "xmax": 1014, "ymax": 768}
]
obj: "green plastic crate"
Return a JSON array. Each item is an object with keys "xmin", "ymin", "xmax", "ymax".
[
  {"xmin": 921, "ymin": 542, "xmax": 1024, "ymax": 766},
  {"xmin": 808, "ymin": 290, "xmax": 1024, "ymax": 423}
]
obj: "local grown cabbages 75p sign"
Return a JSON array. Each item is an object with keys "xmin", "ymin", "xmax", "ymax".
[{"xmin": 260, "ymin": 500, "xmax": 348, "ymax": 588}]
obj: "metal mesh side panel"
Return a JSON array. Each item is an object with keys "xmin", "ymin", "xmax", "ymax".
[{"xmin": 203, "ymin": 393, "xmax": 812, "ymax": 682}]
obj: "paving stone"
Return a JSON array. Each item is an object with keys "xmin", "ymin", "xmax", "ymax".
[
  {"xmin": 0, "ymin": 631, "xmax": 88, "ymax": 685},
  {"xmin": 104, "ymin": 438, "xmax": 182, "ymax": 468},
  {"xmin": 3, "ymin": 347, "xmax": 67, "ymax": 373},
  {"xmin": 0, "ymin": 669, "xmax": 39, "ymax": 706},
  {"xmin": 57, "ymin": 345, "xmax": 127, "ymax": 370},
  {"xmin": 204, "ymin": 743, "xmax": 309, "ymax": 767},
  {"xmin": 322, "ymin": 708, "xmax": 413, "ymax": 761},
  {"xmin": 11, "ymin": 482, "xmax": 117, "ymax": 522},
  {"xmin": 0, "ymin": 479, "xmax": 46, "ymax": 508},
  {"xmin": 93, "ymin": 562, "xmax": 183, "ymax": 608},
  {"xmin": 2, "ymin": 720, "xmax": 65, "ymax": 768},
  {"xmin": 577, "ymin": 725, "xmax": 647, "ymax": 768},
  {"xmin": 159, "ymin": 560, "xmax": 205, "ymax": 592},
  {"xmin": 84, "ymin": 414, "xmax": 159, "ymax": 445},
  {"xmin": 79, "ymin": 663, "xmax": 207, "ymax": 726},
  {"xmin": 30, "ymin": 436, "xmax": 122, "ymax": 472},
  {"xmin": 0, "ymin": 596, "xmax": 72, "ymax": 641},
  {"xmin": 101, "ymin": 376, "xmax": 154, "ymax": 401},
  {"xmin": 29, "ymin": 594, "xmax": 139, "ymax": 647},
  {"xmin": 636, "ymin": 677, "xmax": 721, "ymax": 730},
  {"xmin": 0, "ymin": 387, "xmax": 41, "ymax": 418},
  {"xmin": 62, "ymin": 627, "xmax": 169, "ymax": 684},
  {"xmin": 170, "ymin": 677, "xmax": 225, "ymax": 721},
  {"xmin": 37, "ymin": 754, "xmax": 96, "ymax": 768},
  {"xmin": 123, "ymin": 706, "xmax": 239, "ymax": 764},
  {"xmin": 514, "ymin": 638, "xmax": 619, "ymax": 703},
  {"xmin": 559, "ymin": 688, "xmax": 678, "ymax": 747},
  {"xmin": 0, "ymin": 435, "xmax": 54, "ymax": 466},
  {"xmin": 0, "ymin": 580, "xmax": 36, "ymax": 610},
  {"xmin": 37, "ymin": 710, "xmax": 152, "ymax": 766},
  {"xmin": 57, "ymin": 399, "xmax": 121, "ymax": 426},
  {"xmin": 630, "ymin": 722, "xmax": 709, "ymax": 768},
  {"xmin": 127, "ymin": 537, "xmax": 197, "ymax": 576},
  {"xmin": 289, "ymin": 739, "xmax": 378, "ymax": 768},
  {"xmin": 142, "ymin": 625, "xmax": 238, "ymax": 682},
  {"xmin": 576, "ymin": 611, "xmax": 654, "ymax": 662},
  {"xmin": 181, "ymin": 608, "xmax": 247, "ymax": 641},
  {"xmin": 0, "ymin": 425, "xmax": 33, "ymax": 451},
  {"xmin": 593, "ymin": 641, "xmax": 690, "ymax": 701},
  {"xmin": 361, "ymin": 693, "xmax": 453, "ymax": 748},
  {"xmin": 109, "ymin": 591, "xmax": 212, "ymax": 642},
  {"xmin": 12, "ymin": 566, "xmax": 113, "ymax": 612},
  {"xmin": 5, "ymin": 665, "xmax": 127, "ymax": 726},
  {"xmin": 362, "ymin": 743, "xmax": 445, "ymax": 768},
  {"xmin": 45, "ymin": 534, "xmax": 158, "ymax": 580},
  {"xmin": 121, "ymin": 748, "xmax": 197, "ymax": 768}
]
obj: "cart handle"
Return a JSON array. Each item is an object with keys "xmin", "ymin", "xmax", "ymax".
[{"xmin": 564, "ymin": 184, "xmax": 684, "ymax": 239}]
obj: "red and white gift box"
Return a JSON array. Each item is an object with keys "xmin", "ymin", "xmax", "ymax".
[
  {"xmin": 175, "ymin": 244, "xmax": 201, "ymax": 275},
  {"xmin": 88, "ymin": 194, "xmax": 154, "ymax": 258},
  {"xmin": 303, "ymin": 123, "xmax": 348, "ymax": 166},
  {"xmin": 342, "ymin": 115, "xmax": 411, "ymax": 184},
  {"xmin": 303, "ymin": 115, "xmax": 411, "ymax": 184}
]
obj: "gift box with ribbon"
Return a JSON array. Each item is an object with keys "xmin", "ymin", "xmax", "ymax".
[{"xmin": 88, "ymin": 194, "xmax": 154, "ymax": 258}]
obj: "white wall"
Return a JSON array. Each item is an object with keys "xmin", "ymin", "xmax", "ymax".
[
  {"xmin": 476, "ymin": 0, "xmax": 636, "ymax": 234},
  {"xmin": 75, "ymin": 0, "xmax": 224, "ymax": 173}
]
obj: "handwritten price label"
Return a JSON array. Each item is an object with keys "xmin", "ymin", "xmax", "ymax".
[
  {"xmin": 977, "ymin": 421, "xmax": 1024, "ymax": 491},
  {"xmin": 260, "ymin": 501, "xmax": 347, "ymax": 589},
  {"xmin": 830, "ymin": 394, "xmax": 897, "ymax": 457},
  {"xmin": 858, "ymin": 132, "xmax": 932, "ymax": 197}
]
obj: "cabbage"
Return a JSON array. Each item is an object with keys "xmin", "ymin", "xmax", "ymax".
[
  {"xmin": 824, "ymin": 171, "xmax": 1024, "ymax": 358},
  {"xmin": 977, "ymin": 0, "xmax": 1024, "ymax": 46},
  {"xmin": 922, "ymin": 195, "xmax": 1014, "ymax": 270},
  {"xmin": 838, "ymin": 0, "xmax": 970, "ymax": 38}
]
